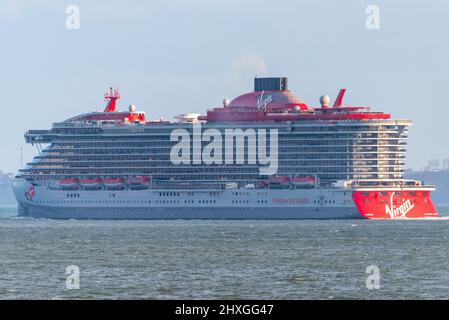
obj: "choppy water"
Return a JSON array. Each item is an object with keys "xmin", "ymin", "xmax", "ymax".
[{"xmin": 1, "ymin": 205, "xmax": 449, "ymax": 299}]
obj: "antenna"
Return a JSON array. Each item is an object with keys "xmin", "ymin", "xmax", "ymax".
[{"xmin": 104, "ymin": 86, "xmax": 120, "ymax": 112}]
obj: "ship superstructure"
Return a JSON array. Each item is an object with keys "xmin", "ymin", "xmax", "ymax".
[{"xmin": 12, "ymin": 78, "xmax": 438, "ymax": 219}]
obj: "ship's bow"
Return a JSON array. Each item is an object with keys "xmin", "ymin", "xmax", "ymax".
[{"xmin": 352, "ymin": 188, "xmax": 438, "ymax": 219}]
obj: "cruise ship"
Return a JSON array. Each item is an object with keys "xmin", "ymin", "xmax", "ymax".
[{"xmin": 12, "ymin": 77, "xmax": 438, "ymax": 219}]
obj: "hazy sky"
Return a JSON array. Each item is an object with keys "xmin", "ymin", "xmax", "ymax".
[{"xmin": 1, "ymin": 0, "xmax": 448, "ymax": 173}]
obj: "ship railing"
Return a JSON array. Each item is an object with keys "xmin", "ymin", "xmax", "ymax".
[
  {"xmin": 343, "ymin": 179, "xmax": 432, "ymax": 188},
  {"xmin": 53, "ymin": 121, "xmax": 117, "ymax": 128},
  {"xmin": 26, "ymin": 130, "xmax": 52, "ymax": 135}
]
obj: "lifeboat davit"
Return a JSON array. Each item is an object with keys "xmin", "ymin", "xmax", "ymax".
[
  {"xmin": 104, "ymin": 177, "xmax": 126, "ymax": 190},
  {"xmin": 59, "ymin": 178, "xmax": 79, "ymax": 190},
  {"xmin": 128, "ymin": 176, "xmax": 151, "ymax": 190},
  {"xmin": 80, "ymin": 177, "xmax": 102, "ymax": 190}
]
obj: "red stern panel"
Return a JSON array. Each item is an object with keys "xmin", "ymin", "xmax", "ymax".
[{"xmin": 352, "ymin": 190, "xmax": 438, "ymax": 219}]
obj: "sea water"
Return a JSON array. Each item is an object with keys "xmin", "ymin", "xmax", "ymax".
[{"xmin": 1, "ymin": 205, "xmax": 449, "ymax": 299}]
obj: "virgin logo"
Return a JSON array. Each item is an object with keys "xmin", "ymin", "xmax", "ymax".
[
  {"xmin": 256, "ymin": 91, "xmax": 273, "ymax": 111},
  {"xmin": 25, "ymin": 186, "xmax": 35, "ymax": 201},
  {"xmin": 385, "ymin": 192, "xmax": 415, "ymax": 218}
]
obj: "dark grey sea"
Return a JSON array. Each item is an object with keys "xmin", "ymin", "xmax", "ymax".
[{"xmin": 1, "ymin": 205, "xmax": 449, "ymax": 299}]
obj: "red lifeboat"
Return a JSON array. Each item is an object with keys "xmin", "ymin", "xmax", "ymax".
[
  {"xmin": 291, "ymin": 176, "xmax": 317, "ymax": 188},
  {"xmin": 128, "ymin": 176, "xmax": 151, "ymax": 189},
  {"xmin": 80, "ymin": 177, "xmax": 102, "ymax": 190},
  {"xmin": 268, "ymin": 175, "xmax": 290, "ymax": 184},
  {"xmin": 59, "ymin": 178, "xmax": 79, "ymax": 190},
  {"xmin": 268, "ymin": 175, "xmax": 290, "ymax": 189},
  {"xmin": 104, "ymin": 177, "xmax": 126, "ymax": 190}
]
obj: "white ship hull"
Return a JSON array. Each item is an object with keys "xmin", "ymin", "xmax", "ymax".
[{"xmin": 12, "ymin": 179, "xmax": 360, "ymax": 219}]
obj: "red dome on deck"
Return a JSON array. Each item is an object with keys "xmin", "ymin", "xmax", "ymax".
[{"xmin": 228, "ymin": 90, "xmax": 309, "ymax": 111}]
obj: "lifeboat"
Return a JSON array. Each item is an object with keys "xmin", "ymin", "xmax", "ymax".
[
  {"xmin": 80, "ymin": 177, "xmax": 102, "ymax": 190},
  {"xmin": 256, "ymin": 180, "xmax": 269, "ymax": 189},
  {"xmin": 104, "ymin": 177, "xmax": 126, "ymax": 190},
  {"xmin": 225, "ymin": 182, "xmax": 239, "ymax": 189},
  {"xmin": 268, "ymin": 175, "xmax": 290, "ymax": 189},
  {"xmin": 59, "ymin": 178, "xmax": 79, "ymax": 190},
  {"xmin": 291, "ymin": 176, "xmax": 316, "ymax": 188},
  {"xmin": 128, "ymin": 176, "xmax": 151, "ymax": 190}
]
